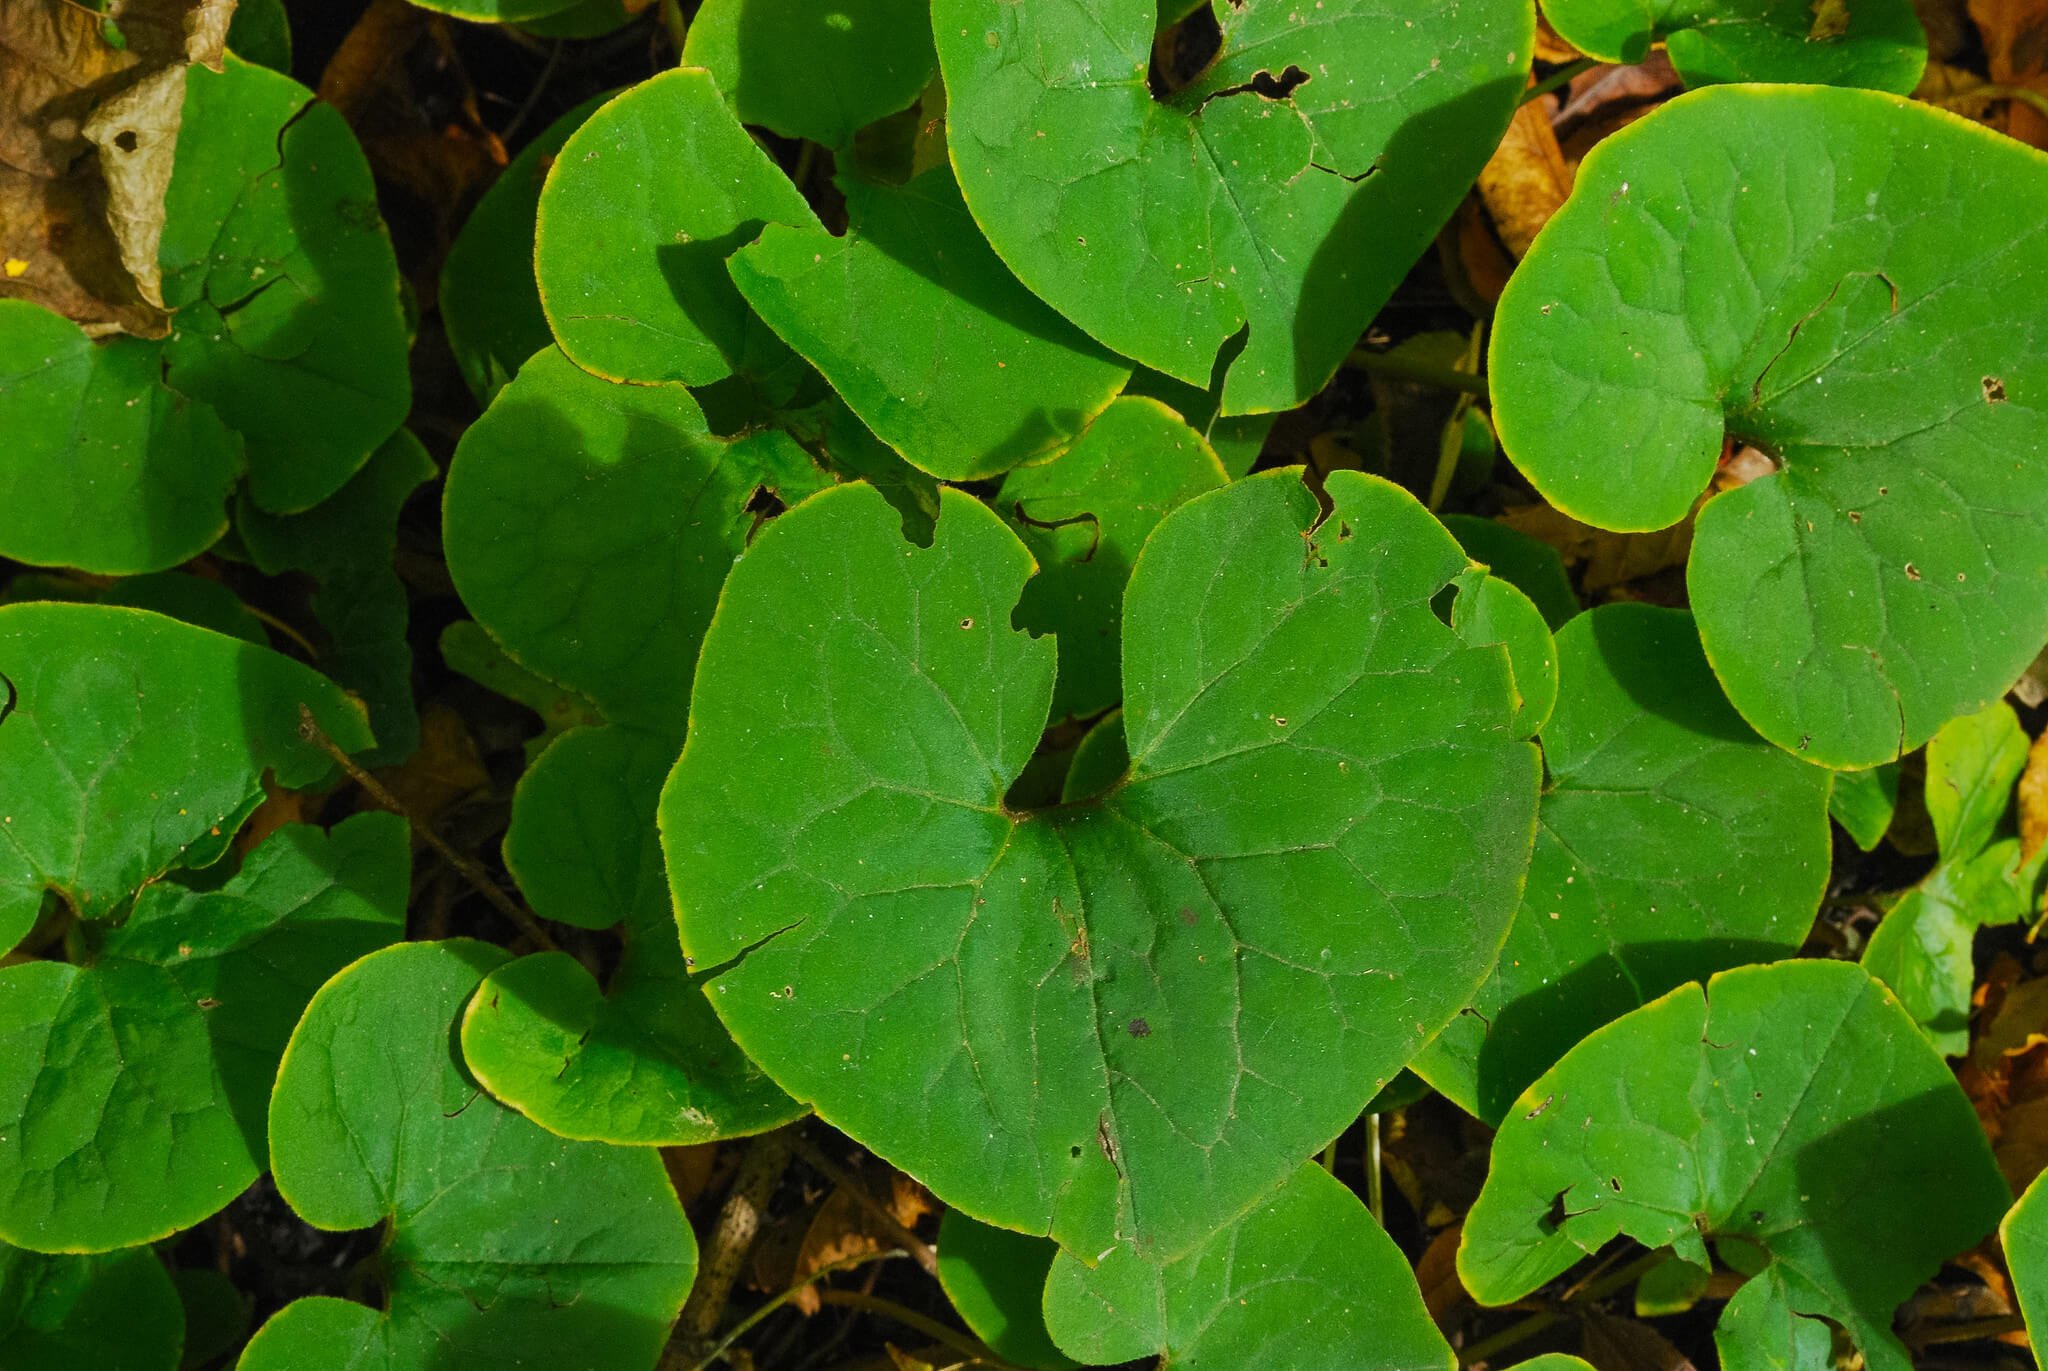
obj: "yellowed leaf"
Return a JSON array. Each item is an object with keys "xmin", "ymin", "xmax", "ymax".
[{"xmin": 2020, "ymin": 725, "xmax": 2048, "ymax": 866}]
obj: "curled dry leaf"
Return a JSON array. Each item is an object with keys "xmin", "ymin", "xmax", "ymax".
[
  {"xmin": 788, "ymin": 1172, "xmax": 933, "ymax": 1314},
  {"xmin": 0, "ymin": 0, "xmax": 231, "ymax": 334}
]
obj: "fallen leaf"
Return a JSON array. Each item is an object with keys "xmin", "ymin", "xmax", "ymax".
[
  {"xmin": 1534, "ymin": 15, "xmax": 1582, "ymax": 61},
  {"xmin": 1500, "ymin": 501, "xmax": 1695, "ymax": 595},
  {"xmin": 664, "ymin": 1143, "xmax": 718, "ymax": 1211},
  {"xmin": 1916, "ymin": 58, "xmax": 2008, "ymax": 120},
  {"xmin": 2022, "ymin": 725, "xmax": 2048, "ymax": 869},
  {"xmin": 1968, "ymin": 0, "xmax": 2048, "ymax": 147},
  {"xmin": 371, "ymin": 702, "xmax": 489, "ymax": 830},
  {"xmin": 0, "ymin": 0, "xmax": 230, "ymax": 333},
  {"xmin": 1918, "ymin": 0, "xmax": 1977, "ymax": 57},
  {"xmin": 1581, "ymin": 1310, "xmax": 1697, "ymax": 1371},
  {"xmin": 1553, "ymin": 51, "xmax": 1681, "ymax": 160},
  {"xmin": 1477, "ymin": 92, "xmax": 1573, "ymax": 258},
  {"xmin": 1415, "ymin": 1223, "xmax": 1469, "ymax": 1326},
  {"xmin": 788, "ymin": 1171, "xmax": 932, "ymax": 1314}
]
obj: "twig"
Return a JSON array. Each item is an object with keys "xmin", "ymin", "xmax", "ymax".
[
  {"xmin": 683, "ymin": 1249, "xmax": 903, "ymax": 1371},
  {"xmin": 784, "ymin": 1133, "xmax": 940, "ymax": 1277},
  {"xmin": 295, "ymin": 705, "xmax": 557, "ymax": 952},
  {"xmin": 1905, "ymin": 1313, "xmax": 2027, "ymax": 1350},
  {"xmin": 672, "ymin": 1128, "xmax": 797, "ymax": 1360},
  {"xmin": 812, "ymin": 1290, "xmax": 1017, "ymax": 1368},
  {"xmin": 1346, "ymin": 347, "xmax": 1490, "ymax": 401}
]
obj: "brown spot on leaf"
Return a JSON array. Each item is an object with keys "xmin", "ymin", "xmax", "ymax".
[
  {"xmin": 1127, "ymin": 1018, "xmax": 1151, "ymax": 1038},
  {"xmin": 1985, "ymin": 375, "xmax": 2009, "ymax": 403}
]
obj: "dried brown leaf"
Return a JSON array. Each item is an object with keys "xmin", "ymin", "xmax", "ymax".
[
  {"xmin": 0, "ymin": 0, "xmax": 230, "ymax": 332},
  {"xmin": 1500, "ymin": 501, "xmax": 1695, "ymax": 595},
  {"xmin": 1969, "ymin": 0, "xmax": 2048, "ymax": 146},
  {"xmin": 1478, "ymin": 94, "xmax": 1573, "ymax": 258},
  {"xmin": 788, "ymin": 1171, "xmax": 932, "ymax": 1315},
  {"xmin": 2021, "ymin": 726, "xmax": 2048, "ymax": 866}
]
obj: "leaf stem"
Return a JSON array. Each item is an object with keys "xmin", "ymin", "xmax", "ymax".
[
  {"xmin": 785, "ymin": 1132, "xmax": 940, "ymax": 1277},
  {"xmin": 1345, "ymin": 348, "xmax": 1490, "ymax": 401},
  {"xmin": 1520, "ymin": 57, "xmax": 1596, "ymax": 107},
  {"xmin": 1366, "ymin": 1113, "xmax": 1383, "ymax": 1225},
  {"xmin": 1905, "ymin": 1313, "xmax": 2027, "ymax": 1349},
  {"xmin": 1456, "ymin": 1245, "xmax": 1671, "ymax": 1365},
  {"xmin": 294, "ymin": 704, "xmax": 557, "ymax": 952}
]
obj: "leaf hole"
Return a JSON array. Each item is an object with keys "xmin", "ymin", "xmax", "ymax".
[
  {"xmin": 1149, "ymin": 3, "xmax": 1223, "ymax": 99},
  {"xmin": 1984, "ymin": 375, "xmax": 2008, "ymax": 403},
  {"xmin": 113, "ymin": 128, "xmax": 138, "ymax": 153},
  {"xmin": 743, "ymin": 485, "xmax": 787, "ymax": 544}
]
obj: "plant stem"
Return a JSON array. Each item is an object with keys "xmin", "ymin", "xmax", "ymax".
[
  {"xmin": 681, "ymin": 1248, "xmax": 904, "ymax": 1371},
  {"xmin": 674, "ymin": 1127, "xmax": 797, "ymax": 1358},
  {"xmin": 1520, "ymin": 57, "xmax": 1595, "ymax": 107},
  {"xmin": 1906, "ymin": 1313, "xmax": 2027, "ymax": 1349},
  {"xmin": 784, "ymin": 1133, "xmax": 940, "ymax": 1277},
  {"xmin": 1346, "ymin": 348, "xmax": 1490, "ymax": 401},
  {"xmin": 295, "ymin": 705, "xmax": 557, "ymax": 952},
  {"xmin": 1366, "ymin": 1113, "xmax": 1383, "ymax": 1224},
  {"xmin": 1456, "ymin": 1246, "xmax": 1671, "ymax": 1365},
  {"xmin": 812, "ymin": 1290, "xmax": 1017, "ymax": 1368}
]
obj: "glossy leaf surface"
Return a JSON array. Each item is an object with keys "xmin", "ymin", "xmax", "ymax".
[
  {"xmin": 935, "ymin": 0, "xmax": 1533, "ymax": 413},
  {"xmin": 1461, "ymin": 960, "xmax": 2009, "ymax": 1371},
  {"xmin": 1538, "ymin": 0, "xmax": 1926, "ymax": 92},
  {"xmin": 1492, "ymin": 86, "xmax": 2048, "ymax": 767},
  {"xmin": 664, "ymin": 471, "xmax": 1539, "ymax": 1260},
  {"xmin": 683, "ymin": 0, "xmax": 936, "ymax": 146}
]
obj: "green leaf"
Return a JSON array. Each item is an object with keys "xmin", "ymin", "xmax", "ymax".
[
  {"xmin": 729, "ymin": 166, "xmax": 1132, "ymax": 480},
  {"xmin": 682, "ymin": 0, "xmax": 937, "ymax": 147},
  {"xmin": 0, "ymin": 603, "xmax": 374, "ymax": 954},
  {"xmin": 1447, "ymin": 568, "xmax": 1558, "ymax": 739},
  {"xmin": 1415, "ymin": 605, "xmax": 1832, "ymax": 1122},
  {"xmin": 934, "ymin": 0, "xmax": 1533, "ymax": 413},
  {"xmin": 238, "ymin": 429, "xmax": 437, "ymax": 767},
  {"xmin": 663, "ymin": 470, "xmax": 1539, "ymax": 1261},
  {"xmin": 460, "ymin": 725, "xmax": 802, "ymax": 1144},
  {"xmin": 443, "ymin": 346, "xmax": 830, "ymax": 734},
  {"xmin": 1042, "ymin": 1162, "xmax": 1452, "ymax": 1370},
  {"xmin": 251, "ymin": 940, "xmax": 696, "ymax": 1371},
  {"xmin": 0, "ymin": 1244, "xmax": 183, "ymax": 1371},
  {"xmin": 2001, "ymin": 1167, "xmax": 2048, "ymax": 1354},
  {"xmin": 0, "ymin": 302, "xmax": 241, "ymax": 575},
  {"xmin": 171, "ymin": 1267, "xmax": 249, "ymax": 1370},
  {"xmin": 934, "ymin": 1212, "xmax": 1078, "ymax": 1371},
  {"xmin": 1633, "ymin": 1253, "xmax": 1710, "ymax": 1318},
  {"xmin": 99, "ymin": 573, "xmax": 266, "ymax": 645},
  {"xmin": 1120, "ymin": 369, "xmax": 1275, "ymax": 478},
  {"xmin": 998, "ymin": 397, "xmax": 1228, "ymax": 720},
  {"xmin": 1441, "ymin": 514, "xmax": 1580, "ymax": 631},
  {"xmin": 1491, "ymin": 86, "xmax": 2048, "ymax": 768},
  {"xmin": 225, "ymin": 0, "xmax": 292, "ymax": 72},
  {"xmin": 519, "ymin": 0, "xmax": 641, "ymax": 37},
  {"xmin": 1829, "ymin": 762, "xmax": 1899, "ymax": 851},
  {"xmin": 535, "ymin": 68, "xmax": 815, "ymax": 386},
  {"xmin": 1502, "ymin": 1360, "xmax": 1596, "ymax": 1371},
  {"xmin": 443, "ymin": 94, "xmax": 609, "ymax": 405},
  {"xmin": 1537, "ymin": 0, "xmax": 1926, "ymax": 92},
  {"xmin": 159, "ymin": 59, "xmax": 411, "ymax": 514},
  {"xmin": 400, "ymin": 0, "xmax": 585, "ymax": 22},
  {"xmin": 1861, "ymin": 702, "xmax": 2047, "ymax": 1053},
  {"xmin": 0, "ymin": 816, "xmax": 407, "ymax": 1253},
  {"xmin": 1459, "ymin": 960, "xmax": 2009, "ymax": 1371}
]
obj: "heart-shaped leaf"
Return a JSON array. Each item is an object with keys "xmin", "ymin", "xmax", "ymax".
[
  {"xmin": 1416, "ymin": 604, "xmax": 1833, "ymax": 1122},
  {"xmin": 247, "ymin": 940, "xmax": 696, "ymax": 1371},
  {"xmin": 1491, "ymin": 85, "xmax": 2048, "ymax": 768},
  {"xmin": 0, "ymin": 603, "xmax": 373, "ymax": 954},
  {"xmin": 1862, "ymin": 702, "xmax": 2047, "ymax": 1053},
  {"xmin": 0, "ymin": 814, "xmax": 407, "ymax": 1252},
  {"xmin": 443, "ymin": 94, "xmax": 608, "ymax": 405},
  {"xmin": 935, "ymin": 1212, "xmax": 1078, "ymax": 1371},
  {"xmin": 934, "ymin": 0, "xmax": 1533, "ymax": 413},
  {"xmin": 237, "ymin": 429, "xmax": 437, "ymax": 767},
  {"xmin": 1536, "ymin": 0, "xmax": 1927, "ymax": 92},
  {"xmin": 442, "ymin": 346, "xmax": 830, "ymax": 734},
  {"xmin": 663, "ymin": 470, "xmax": 1539, "ymax": 1261},
  {"xmin": 0, "ymin": 57, "xmax": 409, "ymax": 573},
  {"xmin": 1460, "ymin": 959, "xmax": 2009, "ymax": 1371},
  {"xmin": 535, "ymin": 68, "xmax": 815, "ymax": 387},
  {"xmin": 997, "ymin": 396, "xmax": 1228, "ymax": 720},
  {"xmin": 729, "ymin": 166, "xmax": 1133, "ymax": 480},
  {"xmin": 461, "ymin": 724, "xmax": 803, "ymax": 1144},
  {"xmin": 0, "ymin": 1244, "xmax": 182, "ymax": 1371},
  {"xmin": 1042, "ymin": 1162, "xmax": 1452, "ymax": 1370},
  {"xmin": 682, "ymin": 0, "xmax": 937, "ymax": 147}
]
